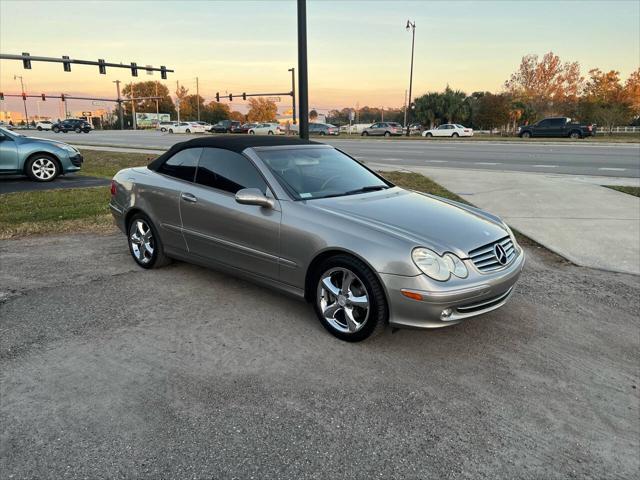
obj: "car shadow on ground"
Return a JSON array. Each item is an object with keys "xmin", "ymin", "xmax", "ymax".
[{"xmin": 0, "ymin": 174, "xmax": 110, "ymax": 194}]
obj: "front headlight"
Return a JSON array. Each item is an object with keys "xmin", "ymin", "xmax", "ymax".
[
  {"xmin": 412, "ymin": 248, "xmax": 468, "ymax": 281},
  {"xmin": 58, "ymin": 143, "xmax": 78, "ymax": 153}
]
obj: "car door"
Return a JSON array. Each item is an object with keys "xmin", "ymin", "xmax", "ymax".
[
  {"xmin": 549, "ymin": 118, "xmax": 565, "ymax": 137},
  {"xmin": 533, "ymin": 119, "xmax": 552, "ymax": 137},
  {"xmin": 434, "ymin": 125, "xmax": 447, "ymax": 137},
  {"xmin": 151, "ymin": 147, "xmax": 203, "ymax": 253},
  {"xmin": 179, "ymin": 147, "xmax": 281, "ymax": 279},
  {"xmin": 0, "ymin": 131, "xmax": 19, "ymax": 172}
]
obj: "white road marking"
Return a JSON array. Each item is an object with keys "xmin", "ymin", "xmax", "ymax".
[
  {"xmin": 598, "ymin": 167, "xmax": 626, "ymax": 171},
  {"xmin": 425, "ymin": 160, "xmax": 448, "ymax": 163},
  {"xmin": 532, "ymin": 164, "xmax": 558, "ymax": 168},
  {"xmin": 476, "ymin": 162, "xmax": 502, "ymax": 165}
]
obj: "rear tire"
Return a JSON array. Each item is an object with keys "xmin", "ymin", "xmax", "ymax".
[
  {"xmin": 249, "ymin": 130, "xmax": 255, "ymax": 135},
  {"xmin": 37, "ymin": 126, "xmax": 43, "ymax": 131},
  {"xmin": 384, "ymin": 131, "xmax": 391, "ymax": 137},
  {"xmin": 161, "ymin": 127, "xmax": 167, "ymax": 132},
  {"xmin": 569, "ymin": 131, "xmax": 581, "ymax": 139},
  {"xmin": 425, "ymin": 132, "xmax": 433, "ymax": 137},
  {"xmin": 452, "ymin": 132, "xmax": 459, "ymax": 137},
  {"xmin": 268, "ymin": 131, "xmax": 274, "ymax": 135},
  {"xmin": 74, "ymin": 127, "xmax": 81, "ymax": 133},
  {"xmin": 53, "ymin": 127, "xmax": 60, "ymax": 133},
  {"xmin": 313, "ymin": 255, "xmax": 387, "ymax": 342},
  {"xmin": 127, "ymin": 213, "xmax": 171, "ymax": 269},
  {"xmin": 168, "ymin": 129, "xmax": 174, "ymax": 134}
]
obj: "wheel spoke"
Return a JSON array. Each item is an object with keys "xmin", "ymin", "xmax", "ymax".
[
  {"xmin": 321, "ymin": 276, "xmax": 340, "ymax": 297},
  {"xmin": 323, "ymin": 302, "xmax": 341, "ymax": 319},
  {"xmin": 136, "ymin": 221, "xmax": 146, "ymax": 236},
  {"xmin": 344, "ymin": 307, "xmax": 360, "ymax": 333},
  {"xmin": 348, "ymin": 294, "xmax": 368, "ymax": 309},
  {"xmin": 341, "ymin": 270, "xmax": 355, "ymax": 294}
]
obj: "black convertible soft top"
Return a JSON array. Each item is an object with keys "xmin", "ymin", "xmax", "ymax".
[{"xmin": 147, "ymin": 135, "xmax": 320, "ymax": 171}]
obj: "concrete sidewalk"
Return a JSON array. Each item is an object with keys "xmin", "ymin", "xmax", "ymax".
[{"xmin": 376, "ymin": 165, "xmax": 640, "ymax": 275}]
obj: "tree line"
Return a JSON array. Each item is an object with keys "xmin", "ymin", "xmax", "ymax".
[{"xmin": 413, "ymin": 52, "xmax": 639, "ymax": 132}]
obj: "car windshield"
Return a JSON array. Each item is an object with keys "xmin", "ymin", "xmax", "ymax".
[{"xmin": 258, "ymin": 147, "xmax": 392, "ymax": 200}]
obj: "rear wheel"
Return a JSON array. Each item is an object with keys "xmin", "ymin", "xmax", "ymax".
[
  {"xmin": 384, "ymin": 131, "xmax": 391, "ymax": 137},
  {"xmin": 74, "ymin": 127, "xmax": 81, "ymax": 133},
  {"xmin": 249, "ymin": 130, "xmax": 255, "ymax": 135},
  {"xmin": 452, "ymin": 132, "xmax": 459, "ymax": 137},
  {"xmin": 161, "ymin": 127, "xmax": 167, "ymax": 132},
  {"xmin": 52, "ymin": 126, "xmax": 60, "ymax": 133},
  {"xmin": 319, "ymin": 131, "xmax": 326, "ymax": 136},
  {"xmin": 185, "ymin": 128, "xmax": 191, "ymax": 133},
  {"xmin": 313, "ymin": 255, "xmax": 387, "ymax": 342},
  {"xmin": 425, "ymin": 132, "xmax": 433, "ymax": 137},
  {"xmin": 268, "ymin": 130, "xmax": 274, "ymax": 135},
  {"xmin": 168, "ymin": 128, "xmax": 174, "ymax": 134},
  {"xmin": 37, "ymin": 126, "xmax": 43, "ymax": 131},
  {"xmin": 26, "ymin": 154, "xmax": 60, "ymax": 182},
  {"xmin": 127, "ymin": 214, "xmax": 171, "ymax": 269},
  {"xmin": 569, "ymin": 131, "xmax": 581, "ymax": 139}
]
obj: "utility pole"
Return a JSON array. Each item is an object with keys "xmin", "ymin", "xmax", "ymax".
[
  {"xmin": 130, "ymin": 83, "xmax": 136, "ymax": 130},
  {"xmin": 14, "ymin": 75, "xmax": 29, "ymax": 128},
  {"xmin": 113, "ymin": 80, "xmax": 123, "ymax": 130},
  {"xmin": 297, "ymin": 0, "xmax": 309, "ymax": 139},
  {"xmin": 403, "ymin": 89, "xmax": 408, "ymax": 129},
  {"xmin": 405, "ymin": 20, "xmax": 416, "ymax": 136},
  {"xmin": 176, "ymin": 80, "xmax": 181, "ymax": 123},
  {"xmin": 196, "ymin": 77, "xmax": 200, "ymax": 121},
  {"xmin": 381, "ymin": 106, "xmax": 384, "ymax": 122},
  {"xmin": 155, "ymin": 81, "xmax": 160, "ymax": 124},
  {"xmin": 288, "ymin": 67, "xmax": 296, "ymax": 125}
]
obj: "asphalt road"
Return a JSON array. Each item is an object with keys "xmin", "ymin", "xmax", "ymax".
[
  {"xmin": 1, "ymin": 233, "xmax": 638, "ymax": 479},
  {"xmin": 0, "ymin": 174, "xmax": 109, "ymax": 194},
  {"xmin": 27, "ymin": 130, "xmax": 640, "ymax": 178}
]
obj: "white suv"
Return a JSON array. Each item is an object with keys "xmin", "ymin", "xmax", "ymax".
[{"xmin": 36, "ymin": 121, "xmax": 53, "ymax": 131}]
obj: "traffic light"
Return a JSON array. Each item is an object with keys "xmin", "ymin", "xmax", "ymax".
[
  {"xmin": 229, "ymin": 94, "xmax": 233, "ymax": 101},
  {"xmin": 22, "ymin": 93, "xmax": 26, "ymax": 101},
  {"xmin": 160, "ymin": 66, "xmax": 167, "ymax": 80},
  {"xmin": 41, "ymin": 93, "xmax": 46, "ymax": 101},
  {"xmin": 131, "ymin": 62, "xmax": 138, "ymax": 77},
  {"xmin": 60, "ymin": 94, "xmax": 65, "ymax": 102},
  {"xmin": 215, "ymin": 92, "xmax": 220, "ymax": 102},
  {"xmin": 22, "ymin": 52, "xmax": 31, "ymax": 69},
  {"xmin": 98, "ymin": 59, "xmax": 106, "ymax": 75},
  {"xmin": 242, "ymin": 92, "xmax": 247, "ymax": 100},
  {"xmin": 62, "ymin": 55, "xmax": 71, "ymax": 72}
]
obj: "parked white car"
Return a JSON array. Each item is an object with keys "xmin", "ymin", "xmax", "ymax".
[
  {"xmin": 157, "ymin": 121, "xmax": 177, "ymax": 132},
  {"xmin": 423, "ymin": 124, "xmax": 474, "ymax": 138},
  {"xmin": 36, "ymin": 121, "xmax": 53, "ymax": 131},
  {"xmin": 248, "ymin": 122, "xmax": 284, "ymax": 135},
  {"xmin": 167, "ymin": 122, "xmax": 207, "ymax": 134}
]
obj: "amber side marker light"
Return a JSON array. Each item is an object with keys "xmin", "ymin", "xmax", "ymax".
[{"xmin": 401, "ymin": 290, "xmax": 424, "ymax": 301}]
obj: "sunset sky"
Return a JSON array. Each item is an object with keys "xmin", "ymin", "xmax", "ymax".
[{"xmin": 1, "ymin": 0, "xmax": 639, "ymax": 118}]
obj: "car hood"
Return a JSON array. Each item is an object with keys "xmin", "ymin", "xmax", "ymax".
[
  {"xmin": 309, "ymin": 188, "xmax": 508, "ymax": 257},
  {"xmin": 20, "ymin": 136, "xmax": 75, "ymax": 149}
]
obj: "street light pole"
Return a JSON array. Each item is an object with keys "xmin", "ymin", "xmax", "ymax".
[
  {"xmin": 405, "ymin": 20, "xmax": 416, "ymax": 136},
  {"xmin": 14, "ymin": 75, "xmax": 29, "ymax": 128},
  {"xmin": 297, "ymin": 0, "xmax": 309, "ymax": 140},
  {"xmin": 130, "ymin": 83, "xmax": 136, "ymax": 130},
  {"xmin": 196, "ymin": 76, "xmax": 200, "ymax": 121},
  {"xmin": 288, "ymin": 67, "xmax": 296, "ymax": 125},
  {"xmin": 113, "ymin": 80, "xmax": 123, "ymax": 130}
]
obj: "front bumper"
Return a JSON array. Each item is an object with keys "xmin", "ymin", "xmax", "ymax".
[
  {"xmin": 69, "ymin": 153, "xmax": 83, "ymax": 167},
  {"xmin": 380, "ymin": 250, "xmax": 525, "ymax": 329}
]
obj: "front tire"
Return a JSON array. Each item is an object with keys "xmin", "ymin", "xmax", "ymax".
[
  {"xmin": 362, "ymin": 131, "xmax": 369, "ymax": 136},
  {"xmin": 26, "ymin": 154, "xmax": 60, "ymax": 182},
  {"xmin": 313, "ymin": 255, "xmax": 387, "ymax": 342},
  {"xmin": 521, "ymin": 131, "xmax": 532, "ymax": 139},
  {"xmin": 127, "ymin": 214, "xmax": 171, "ymax": 269},
  {"xmin": 168, "ymin": 129, "xmax": 174, "ymax": 134},
  {"xmin": 249, "ymin": 130, "xmax": 255, "ymax": 135},
  {"xmin": 37, "ymin": 126, "xmax": 43, "ymax": 131},
  {"xmin": 268, "ymin": 130, "xmax": 274, "ymax": 135},
  {"xmin": 53, "ymin": 127, "xmax": 60, "ymax": 133},
  {"xmin": 425, "ymin": 132, "xmax": 433, "ymax": 137},
  {"xmin": 74, "ymin": 127, "xmax": 81, "ymax": 133}
]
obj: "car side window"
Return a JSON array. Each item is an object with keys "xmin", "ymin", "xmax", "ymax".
[
  {"xmin": 195, "ymin": 147, "xmax": 268, "ymax": 195},
  {"xmin": 537, "ymin": 120, "xmax": 550, "ymax": 127},
  {"xmin": 158, "ymin": 147, "xmax": 202, "ymax": 182}
]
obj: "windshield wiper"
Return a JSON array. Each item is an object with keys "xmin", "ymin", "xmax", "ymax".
[{"xmin": 343, "ymin": 185, "xmax": 390, "ymax": 196}]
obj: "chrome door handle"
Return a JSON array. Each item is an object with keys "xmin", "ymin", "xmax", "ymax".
[{"xmin": 181, "ymin": 192, "xmax": 197, "ymax": 203}]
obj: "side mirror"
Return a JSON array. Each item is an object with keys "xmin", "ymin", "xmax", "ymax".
[{"xmin": 235, "ymin": 188, "xmax": 274, "ymax": 209}]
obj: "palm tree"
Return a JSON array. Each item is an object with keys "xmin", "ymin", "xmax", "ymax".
[{"xmin": 441, "ymin": 86, "xmax": 469, "ymax": 124}]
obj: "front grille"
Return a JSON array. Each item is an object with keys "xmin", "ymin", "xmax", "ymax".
[
  {"xmin": 457, "ymin": 287, "xmax": 513, "ymax": 313},
  {"xmin": 468, "ymin": 236, "xmax": 516, "ymax": 272}
]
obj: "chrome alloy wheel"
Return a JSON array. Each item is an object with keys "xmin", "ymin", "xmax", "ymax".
[
  {"xmin": 31, "ymin": 157, "xmax": 57, "ymax": 180},
  {"xmin": 129, "ymin": 219, "xmax": 155, "ymax": 265},
  {"xmin": 317, "ymin": 267, "xmax": 370, "ymax": 333}
]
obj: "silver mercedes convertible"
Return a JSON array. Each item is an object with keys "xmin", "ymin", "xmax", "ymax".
[{"xmin": 110, "ymin": 136, "xmax": 524, "ymax": 341}]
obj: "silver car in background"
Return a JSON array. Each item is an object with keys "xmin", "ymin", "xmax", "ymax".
[{"xmin": 110, "ymin": 136, "xmax": 524, "ymax": 341}]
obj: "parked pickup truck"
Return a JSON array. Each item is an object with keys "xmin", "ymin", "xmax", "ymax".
[{"xmin": 518, "ymin": 117, "xmax": 595, "ymax": 139}]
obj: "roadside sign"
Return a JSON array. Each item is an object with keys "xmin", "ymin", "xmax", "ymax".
[
  {"xmin": 92, "ymin": 101, "xmax": 105, "ymax": 106},
  {"xmin": 349, "ymin": 110, "xmax": 355, "ymax": 121},
  {"xmin": 266, "ymin": 97, "xmax": 281, "ymax": 102},
  {"xmin": 82, "ymin": 111, "xmax": 92, "ymax": 116}
]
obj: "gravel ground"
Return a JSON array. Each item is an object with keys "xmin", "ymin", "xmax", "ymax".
[{"xmin": 1, "ymin": 233, "xmax": 638, "ymax": 479}]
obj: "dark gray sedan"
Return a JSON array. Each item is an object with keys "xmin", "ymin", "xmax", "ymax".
[{"xmin": 110, "ymin": 136, "xmax": 524, "ymax": 341}]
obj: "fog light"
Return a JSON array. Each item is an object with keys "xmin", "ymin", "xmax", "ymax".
[{"xmin": 440, "ymin": 308, "xmax": 453, "ymax": 321}]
